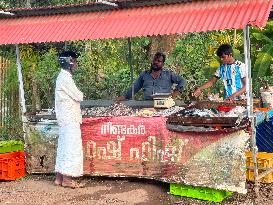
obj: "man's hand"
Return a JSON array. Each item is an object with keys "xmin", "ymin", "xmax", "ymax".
[
  {"xmin": 171, "ymin": 90, "xmax": 180, "ymax": 99},
  {"xmin": 192, "ymin": 77, "xmax": 218, "ymax": 98},
  {"xmin": 226, "ymin": 96, "xmax": 235, "ymax": 104},
  {"xmin": 193, "ymin": 88, "xmax": 202, "ymax": 98}
]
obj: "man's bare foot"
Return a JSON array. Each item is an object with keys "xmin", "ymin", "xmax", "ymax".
[
  {"xmin": 54, "ymin": 180, "xmax": 62, "ymax": 186},
  {"xmin": 54, "ymin": 172, "xmax": 63, "ymax": 186},
  {"xmin": 61, "ymin": 180, "xmax": 85, "ymax": 189}
]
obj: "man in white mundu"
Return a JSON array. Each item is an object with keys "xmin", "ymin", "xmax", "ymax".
[{"xmin": 54, "ymin": 51, "xmax": 84, "ymax": 188}]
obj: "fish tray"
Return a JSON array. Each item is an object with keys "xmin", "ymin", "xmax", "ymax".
[
  {"xmin": 167, "ymin": 116, "xmax": 243, "ymax": 127},
  {"xmin": 187, "ymin": 99, "xmax": 261, "ymax": 109}
]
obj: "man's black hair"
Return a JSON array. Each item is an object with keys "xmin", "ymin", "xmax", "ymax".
[
  {"xmin": 59, "ymin": 51, "xmax": 79, "ymax": 59},
  {"xmin": 216, "ymin": 44, "xmax": 233, "ymax": 57},
  {"xmin": 58, "ymin": 51, "xmax": 79, "ymax": 70},
  {"xmin": 154, "ymin": 52, "xmax": 166, "ymax": 63}
]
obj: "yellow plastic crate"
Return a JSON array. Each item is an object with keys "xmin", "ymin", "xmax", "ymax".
[{"xmin": 246, "ymin": 151, "xmax": 273, "ymax": 183}]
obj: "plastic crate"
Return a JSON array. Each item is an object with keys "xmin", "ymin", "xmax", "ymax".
[
  {"xmin": 170, "ymin": 183, "xmax": 233, "ymax": 202},
  {"xmin": 0, "ymin": 140, "xmax": 24, "ymax": 154},
  {"xmin": 246, "ymin": 151, "xmax": 273, "ymax": 183},
  {"xmin": 256, "ymin": 118, "xmax": 273, "ymax": 153},
  {"xmin": 0, "ymin": 151, "xmax": 26, "ymax": 180},
  {"xmin": 0, "ymin": 141, "xmax": 10, "ymax": 153}
]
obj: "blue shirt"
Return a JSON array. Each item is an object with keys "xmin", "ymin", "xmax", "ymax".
[
  {"xmin": 124, "ymin": 69, "xmax": 186, "ymax": 100},
  {"xmin": 214, "ymin": 60, "xmax": 246, "ymax": 99}
]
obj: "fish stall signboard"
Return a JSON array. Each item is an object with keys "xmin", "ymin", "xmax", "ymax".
[{"xmin": 26, "ymin": 116, "xmax": 249, "ymax": 193}]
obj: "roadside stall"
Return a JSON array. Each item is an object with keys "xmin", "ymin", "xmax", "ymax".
[
  {"xmin": 0, "ymin": 0, "xmax": 273, "ymax": 196},
  {"xmin": 25, "ymin": 101, "xmax": 250, "ymax": 193}
]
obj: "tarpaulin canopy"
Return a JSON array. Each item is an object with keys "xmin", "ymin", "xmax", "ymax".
[{"xmin": 0, "ymin": 0, "xmax": 272, "ymax": 45}]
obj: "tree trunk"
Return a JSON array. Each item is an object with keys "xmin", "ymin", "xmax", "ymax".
[{"xmin": 149, "ymin": 34, "xmax": 179, "ymax": 57}]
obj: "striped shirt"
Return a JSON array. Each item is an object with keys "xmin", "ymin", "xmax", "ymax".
[{"xmin": 214, "ymin": 60, "xmax": 246, "ymax": 99}]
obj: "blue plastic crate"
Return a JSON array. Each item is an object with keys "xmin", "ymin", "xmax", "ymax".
[{"xmin": 256, "ymin": 118, "xmax": 273, "ymax": 152}]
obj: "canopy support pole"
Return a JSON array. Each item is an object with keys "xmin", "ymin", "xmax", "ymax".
[
  {"xmin": 128, "ymin": 38, "xmax": 134, "ymax": 100},
  {"xmin": 15, "ymin": 44, "xmax": 27, "ymax": 141},
  {"xmin": 243, "ymin": 25, "xmax": 259, "ymax": 194},
  {"xmin": 64, "ymin": 42, "xmax": 68, "ymax": 51}
]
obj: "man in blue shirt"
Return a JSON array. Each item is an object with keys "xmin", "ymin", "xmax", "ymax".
[
  {"xmin": 117, "ymin": 52, "xmax": 186, "ymax": 101},
  {"xmin": 193, "ymin": 44, "xmax": 246, "ymax": 102}
]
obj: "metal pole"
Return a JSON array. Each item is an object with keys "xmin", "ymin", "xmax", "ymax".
[
  {"xmin": 243, "ymin": 25, "xmax": 259, "ymax": 194},
  {"xmin": 15, "ymin": 44, "xmax": 27, "ymax": 141},
  {"xmin": 26, "ymin": 0, "xmax": 31, "ymax": 8},
  {"xmin": 128, "ymin": 38, "xmax": 134, "ymax": 100}
]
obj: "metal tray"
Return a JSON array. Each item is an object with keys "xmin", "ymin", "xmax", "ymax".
[
  {"xmin": 187, "ymin": 99, "xmax": 261, "ymax": 109},
  {"xmin": 167, "ymin": 116, "xmax": 239, "ymax": 127},
  {"xmin": 166, "ymin": 122, "xmax": 248, "ymax": 133}
]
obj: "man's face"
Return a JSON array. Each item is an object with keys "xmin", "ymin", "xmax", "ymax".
[
  {"xmin": 70, "ymin": 58, "xmax": 78, "ymax": 73},
  {"xmin": 152, "ymin": 56, "xmax": 164, "ymax": 71},
  {"xmin": 220, "ymin": 54, "xmax": 233, "ymax": 64}
]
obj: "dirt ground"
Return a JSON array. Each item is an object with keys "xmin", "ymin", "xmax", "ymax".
[{"xmin": 1, "ymin": 174, "xmax": 273, "ymax": 205}]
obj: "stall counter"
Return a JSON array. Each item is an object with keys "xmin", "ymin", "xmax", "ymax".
[{"xmin": 25, "ymin": 116, "xmax": 249, "ymax": 193}]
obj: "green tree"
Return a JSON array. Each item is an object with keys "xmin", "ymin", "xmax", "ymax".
[
  {"xmin": 168, "ymin": 32, "xmax": 210, "ymax": 100},
  {"xmin": 72, "ymin": 38, "xmax": 150, "ymax": 100},
  {"xmin": 36, "ymin": 48, "xmax": 59, "ymax": 108},
  {"xmin": 251, "ymin": 21, "xmax": 273, "ymax": 94}
]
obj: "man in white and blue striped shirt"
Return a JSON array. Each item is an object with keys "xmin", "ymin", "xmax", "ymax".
[{"xmin": 193, "ymin": 44, "xmax": 246, "ymax": 102}]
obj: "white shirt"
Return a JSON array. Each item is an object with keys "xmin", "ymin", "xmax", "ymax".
[{"xmin": 55, "ymin": 69, "xmax": 83, "ymax": 126}]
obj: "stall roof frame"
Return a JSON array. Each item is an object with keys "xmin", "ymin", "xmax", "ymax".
[{"xmin": 0, "ymin": 0, "xmax": 272, "ymax": 45}]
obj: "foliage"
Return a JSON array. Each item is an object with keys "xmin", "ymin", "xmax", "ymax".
[
  {"xmin": 0, "ymin": 37, "xmax": 151, "ymax": 115},
  {"xmin": 72, "ymin": 39, "xmax": 128, "ymax": 99},
  {"xmin": 250, "ymin": 21, "xmax": 273, "ymax": 95},
  {"xmin": 167, "ymin": 33, "xmax": 210, "ymax": 100},
  {"xmin": 36, "ymin": 48, "xmax": 59, "ymax": 108},
  {"xmin": 19, "ymin": 45, "xmax": 41, "ymax": 110},
  {"xmin": 0, "ymin": 50, "xmax": 18, "ymax": 97},
  {"xmin": 0, "ymin": 0, "xmax": 8, "ymax": 9},
  {"xmin": 71, "ymin": 38, "xmax": 150, "ymax": 100},
  {"xmin": 167, "ymin": 30, "xmax": 244, "ymax": 100},
  {"xmin": 0, "ymin": 115, "xmax": 23, "ymax": 141}
]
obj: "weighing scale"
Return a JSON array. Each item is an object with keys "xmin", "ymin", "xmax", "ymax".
[{"xmin": 152, "ymin": 93, "xmax": 175, "ymax": 108}]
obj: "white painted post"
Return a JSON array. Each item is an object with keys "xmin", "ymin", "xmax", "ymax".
[
  {"xmin": 243, "ymin": 25, "xmax": 259, "ymax": 194},
  {"xmin": 15, "ymin": 44, "xmax": 27, "ymax": 141}
]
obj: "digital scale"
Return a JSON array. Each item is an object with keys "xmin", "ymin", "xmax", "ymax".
[{"xmin": 152, "ymin": 93, "xmax": 175, "ymax": 108}]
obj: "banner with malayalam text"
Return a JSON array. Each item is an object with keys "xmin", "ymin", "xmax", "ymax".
[{"xmin": 81, "ymin": 116, "xmax": 249, "ymax": 193}]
